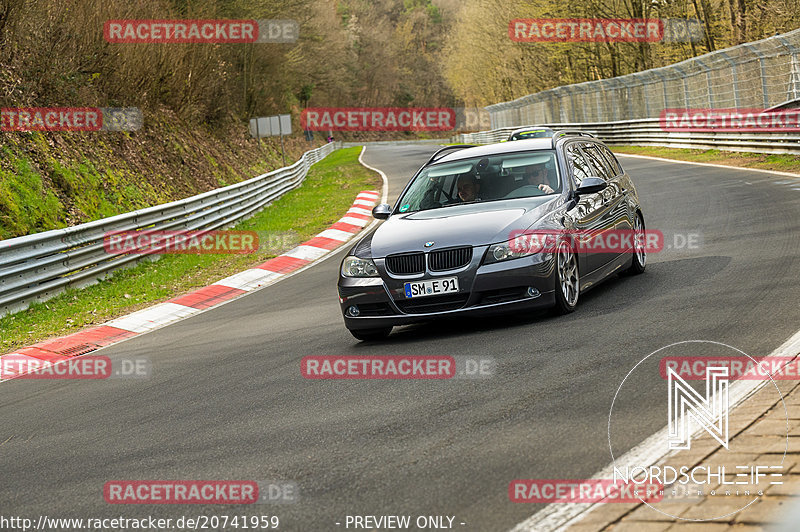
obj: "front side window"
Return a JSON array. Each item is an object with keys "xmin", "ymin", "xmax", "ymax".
[
  {"xmin": 395, "ymin": 150, "xmax": 561, "ymax": 213},
  {"xmin": 581, "ymin": 144, "xmax": 615, "ymax": 181},
  {"xmin": 565, "ymin": 144, "xmax": 591, "ymax": 187}
]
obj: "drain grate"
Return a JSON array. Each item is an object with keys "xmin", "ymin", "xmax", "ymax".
[{"xmin": 58, "ymin": 343, "xmax": 99, "ymax": 357}]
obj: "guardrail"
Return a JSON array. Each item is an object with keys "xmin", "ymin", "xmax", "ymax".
[
  {"xmin": 0, "ymin": 141, "xmax": 336, "ymax": 317},
  {"xmin": 453, "ymin": 119, "xmax": 800, "ymax": 154}
]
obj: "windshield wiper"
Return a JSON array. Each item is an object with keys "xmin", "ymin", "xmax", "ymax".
[
  {"xmin": 399, "ymin": 200, "xmax": 484, "ymax": 214},
  {"xmin": 438, "ymin": 200, "xmax": 482, "ymax": 209}
]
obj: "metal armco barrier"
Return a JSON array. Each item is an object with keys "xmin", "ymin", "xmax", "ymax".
[
  {"xmin": 0, "ymin": 142, "xmax": 336, "ymax": 317},
  {"xmin": 453, "ymin": 119, "xmax": 800, "ymax": 154}
]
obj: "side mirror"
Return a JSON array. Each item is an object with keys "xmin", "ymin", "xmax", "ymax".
[
  {"xmin": 575, "ymin": 177, "xmax": 607, "ymax": 196},
  {"xmin": 372, "ymin": 203, "xmax": 392, "ymax": 219}
]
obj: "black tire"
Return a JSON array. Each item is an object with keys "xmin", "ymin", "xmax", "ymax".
[
  {"xmin": 552, "ymin": 240, "xmax": 579, "ymax": 315},
  {"xmin": 624, "ymin": 213, "xmax": 646, "ymax": 276},
  {"xmin": 349, "ymin": 327, "xmax": 392, "ymax": 341}
]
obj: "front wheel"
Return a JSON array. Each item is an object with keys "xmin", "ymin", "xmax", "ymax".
[
  {"xmin": 349, "ymin": 327, "xmax": 392, "ymax": 341},
  {"xmin": 624, "ymin": 213, "xmax": 646, "ymax": 275},
  {"xmin": 552, "ymin": 241, "xmax": 579, "ymax": 315}
]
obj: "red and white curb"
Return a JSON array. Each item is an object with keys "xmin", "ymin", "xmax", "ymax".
[{"xmin": 0, "ymin": 157, "xmax": 384, "ymax": 381}]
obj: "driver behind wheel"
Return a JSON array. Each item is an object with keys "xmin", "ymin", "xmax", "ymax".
[
  {"xmin": 524, "ymin": 163, "xmax": 554, "ymax": 194},
  {"xmin": 456, "ymin": 173, "xmax": 481, "ymax": 202}
]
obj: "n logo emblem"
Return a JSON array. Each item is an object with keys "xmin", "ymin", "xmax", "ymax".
[{"xmin": 667, "ymin": 366, "xmax": 729, "ymax": 450}]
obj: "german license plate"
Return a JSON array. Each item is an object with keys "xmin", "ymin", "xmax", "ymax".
[{"xmin": 404, "ymin": 277, "xmax": 459, "ymax": 298}]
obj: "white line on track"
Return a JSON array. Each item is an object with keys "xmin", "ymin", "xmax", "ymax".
[
  {"xmin": 509, "ymin": 329, "xmax": 800, "ymax": 531},
  {"xmin": 616, "ymin": 152, "xmax": 800, "ymax": 178}
]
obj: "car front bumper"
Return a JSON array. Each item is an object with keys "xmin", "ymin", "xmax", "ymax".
[{"xmin": 337, "ymin": 249, "xmax": 557, "ymax": 331}]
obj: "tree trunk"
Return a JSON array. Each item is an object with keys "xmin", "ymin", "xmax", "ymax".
[
  {"xmin": 699, "ymin": 0, "xmax": 717, "ymax": 51},
  {"xmin": 727, "ymin": 0, "xmax": 747, "ymax": 43}
]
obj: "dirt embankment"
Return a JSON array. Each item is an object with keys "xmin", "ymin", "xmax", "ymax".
[{"xmin": 0, "ymin": 110, "xmax": 325, "ymax": 240}]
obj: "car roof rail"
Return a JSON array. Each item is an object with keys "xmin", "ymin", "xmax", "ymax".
[
  {"xmin": 550, "ymin": 130, "xmax": 595, "ymax": 146},
  {"xmin": 425, "ymin": 144, "xmax": 477, "ymax": 166}
]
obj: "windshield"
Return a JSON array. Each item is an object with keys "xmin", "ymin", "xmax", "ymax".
[
  {"xmin": 510, "ymin": 129, "xmax": 552, "ymax": 140},
  {"xmin": 396, "ymin": 150, "xmax": 561, "ymax": 213}
]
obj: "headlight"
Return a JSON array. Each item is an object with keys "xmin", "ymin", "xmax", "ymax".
[
  {"xmin": 341, "ymin": 256, "xmax": 379, "ymax": 277},
  {"xmin": 484, "ymin": 232, "xmax": 556, "ymax": 264}
]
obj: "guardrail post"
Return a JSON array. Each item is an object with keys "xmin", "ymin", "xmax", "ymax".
[
  {"xmin": 609, "ymin": 79, "xmax": 620, "ymax": 121},
  {"xmin": 793, "ymin": 54, "xmax": 800, "ymax": 102},
  {"xmin": 671, "ymin": 65, "xmax": 691, "ymax": 108},
  {"xmin": 693, "ymin": 58, "xmax": 713, "ymax": 109},
  {"xmin": 776, "ymin": 37, "xmax": 800, "ymax": 103},
  {"xmin": 633, "ymin": 73, "xmax": 649, "ymax": 118},
  {"xmin": 651, "ymin": 68, "xmax": 671, "ymax": 116},
  {"xmin": 594, "ymin": 80, "xmax": 603, "ymax": 121},
  {"xmin": 743, "ymin": 44, "xmax": 771, "ymax": 108},
  {"xmin": 717, "ymin": 51, "xmax": 741, "ymax": 108}
]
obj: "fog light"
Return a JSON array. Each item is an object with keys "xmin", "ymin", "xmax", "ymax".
[
  {"xmin": 526, "ymin": 287, "xmax": 540, "ymax": 298},
  {"xmin": 346, "ymin": 305, "xmax": 360, "ymax": 317}
]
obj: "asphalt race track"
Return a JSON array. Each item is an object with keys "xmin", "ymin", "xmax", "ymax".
[{"xmin": 1, "ymin": 145, "xmax": 799, "ymax": 531}]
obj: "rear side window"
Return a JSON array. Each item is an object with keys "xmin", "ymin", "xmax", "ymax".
[
  {"xmin": 581, "ymin": 144, "xmax": 615, "ymax": 181},
  {"xmin": 565, "ymin": 144, "xmax": 591, "ymax": 187},
  {"xmin": 597, "ymin": 144, "xmax": 623, "ymax": 176}
]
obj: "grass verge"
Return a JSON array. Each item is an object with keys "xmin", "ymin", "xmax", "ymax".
[
  {"xmin": 0, "ymin": 146, "xmax": 379, "ymax": 353},
  {"xmin": 611, "ymin": 145, "xmax": 800, "ymax": 174}
]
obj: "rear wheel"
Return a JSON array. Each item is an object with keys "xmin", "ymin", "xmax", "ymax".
[
  {"xmin": 624, "ymin": 213, "xmax": 646, "ymax": 275},
  {"xmin": 552, "ymin": 241, "xmax": 579, "ymax": 315},
  {"xmin": 349, "ymin": 327, "xmax": 392, "ymax": 341}
]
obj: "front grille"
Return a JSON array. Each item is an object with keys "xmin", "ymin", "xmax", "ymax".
[
  {"xmin": 385, "ymin": 253, "xmax": 425, "ymax": 275},
  {"xmin": 395, "ymin": 294, "xmax": 469, "ymax": 314},
  {"xmin": 429, "ymin": 247, "xmax": 472, "ymax": 271}
]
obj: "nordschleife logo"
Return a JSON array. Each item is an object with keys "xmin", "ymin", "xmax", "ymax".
[
  {"xmin": 667, "ymin": 365, "xmax": 729, "ymax": 450},
  {"xmin": 607, "ymin": 340, "xmax": 789, "ymax": 521}
]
